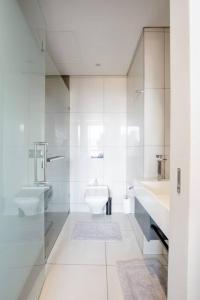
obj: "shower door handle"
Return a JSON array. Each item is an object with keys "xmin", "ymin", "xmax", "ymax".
[{"xmin": 33, "ymin": 142, "xmax": 48, "ymax": 185}]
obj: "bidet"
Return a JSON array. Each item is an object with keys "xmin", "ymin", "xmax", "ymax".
[{"xmin": 85, "ymin": 185, "xmax": 109, "ymax": 214}]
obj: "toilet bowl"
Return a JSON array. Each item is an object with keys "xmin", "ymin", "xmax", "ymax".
[
  {"xmin": 85, "ymin": 185, "xmax": 109, "ymax": 214},
  {"xmin": 14, "ymin": 185, "xmax": 51, "ymax": 216}
]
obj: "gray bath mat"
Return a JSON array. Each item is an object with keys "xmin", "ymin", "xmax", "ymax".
[
  {"xmin": 72, "ymin": 222, "xmax": 122, "ymax": 240},
  {"xmin": 117, "ymin": 258, "xmax": 167, "ymax": 300}
]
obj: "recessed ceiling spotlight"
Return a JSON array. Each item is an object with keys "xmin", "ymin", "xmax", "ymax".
[{"xmin": 96, "ymin": 63, "xmax": 101, "ymax": 67}]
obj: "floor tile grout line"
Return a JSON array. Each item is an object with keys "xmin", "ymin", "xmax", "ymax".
[
  {"xmin": 127, "ymin": 213, "xmax": 136, "ymax": 232},
  {"xmin": 41, "ymin": 214, "xmax": 168, "ymax": 300},
  {"xmin": 47, "ymin": 262, "xmax": 107, "ymax": 267}
]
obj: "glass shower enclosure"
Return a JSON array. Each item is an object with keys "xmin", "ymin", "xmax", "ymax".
[
  {"xmin": 0, "ymin": 1, "xmax": 70, "ymax": 298},
  {"xmin": 0, "ymin": 0, "xmax": 46, "ymax": 298}
]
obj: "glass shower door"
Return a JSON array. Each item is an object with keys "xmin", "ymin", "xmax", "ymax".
[
  {"xmin": 0, "ymin": 0, "xmax": 46, "ymax": 299},
  {"xmin": 45, "ymin": 73, "xmax": 70, "ymax": 259}
]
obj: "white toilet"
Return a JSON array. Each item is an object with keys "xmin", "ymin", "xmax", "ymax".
[
  {"xmin": 85, "ymin": 184, "xmax": 109, "ymax": 214},
  {"xmin": 14, "ymin": 185, "xmax": 50, "ymax": 216}
]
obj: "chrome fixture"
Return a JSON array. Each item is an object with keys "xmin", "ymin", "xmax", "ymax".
[
  {"xmin": 33, "ymin": 142, "xmax": 48, "ymax": 186},
  {"xmin": 128, "ymin": 185, "xmax": 134, "ymax": 190},
  {"xmin": 156, "ymin": 154, "xmax": 167, "ymax": 181},
  {"xmin": 90, "ymin": 151, "xmax": 104, "ymax": 159},
  {"xmin": 135, "ymin": 89, "xmax": 144, "ymax": 95},
  {"xmin": 28, "ymin": 149, "xmax": 43, "ymax": 159},
  {"xmin": 30, "ymin": 144, "xmax": 65, "ymax": 184},
  {"xmin": 177, "ymin": 168, "xmax": 181, "ymax": 194},
  {"xmin": 47, "ymin": 156, "xmax": 64, "ymax": 162}
]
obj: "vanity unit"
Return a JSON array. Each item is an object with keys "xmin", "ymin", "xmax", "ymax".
[
  {"xmin": 133, "ymin": 180, "xmax": 170, "ymax": 254},
  {"xmin": 127, "ymin": 28, "xmax": 171, "ymax": 255}
]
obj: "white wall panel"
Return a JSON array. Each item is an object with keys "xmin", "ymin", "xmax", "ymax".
[
  {"xmin": 70, "ymin": 77, "xmax": 103, "ymax": 113},
  {"xmin": 70, "ymin": 76, "xmax": 127, "ymax": 212},
  {"xmin": 144, "ymin": 30, "xmax": 165, "ymax": 89}
]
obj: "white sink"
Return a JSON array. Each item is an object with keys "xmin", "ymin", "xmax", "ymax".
[
  {"xmin": 139, "ymin": 181, "xmax": 170, "ymax": 210},
  {"xmin": 134, "ymin": 180, "xmax": 170, "ymax": 238},
  {"xmin": 139, "ymin": 180, "xmax": 170, "ymax": 196}
]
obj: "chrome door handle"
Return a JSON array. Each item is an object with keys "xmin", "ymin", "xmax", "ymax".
[
  {"xmin": 177, "ymin": 168, "xmax": 181, "ymax": 194},
  {"xmin": 47, "ymin": 156, "xmax": 64, "ymax": 162}
]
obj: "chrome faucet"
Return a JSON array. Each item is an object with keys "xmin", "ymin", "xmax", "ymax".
[{"xmin": 156, "ymin": 155, "xmax": 167, "ymax": 181}]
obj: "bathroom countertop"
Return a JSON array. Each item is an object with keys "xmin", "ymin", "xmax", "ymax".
[{"xmin": 134, "ymin": 180, "xmax": 170, "ymax": 238}]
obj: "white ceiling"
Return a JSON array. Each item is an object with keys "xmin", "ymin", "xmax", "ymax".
[{"xmin": 39, "ymin": 0, "xmax": 170, "ymax": 75}]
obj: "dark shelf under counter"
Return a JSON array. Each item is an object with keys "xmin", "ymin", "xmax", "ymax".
[{"xmin": 135, "ymin": 197, "xmax": 168, "ymax": 251}]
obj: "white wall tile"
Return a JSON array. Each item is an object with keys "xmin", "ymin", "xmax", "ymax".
[
  {"xmin": 164, "ymin": 146, "xmax": 170, "ymax": 179},
  {"xmin": 103, "ymin": 77, "xmax": 127, "ymax": 113},
  {"xmin": 144, "ymin": 31, "xmax": 165, "ymax": 89},
  {"xmin": 70, "ymin": 113, "xmax": 104, "ymax": 147},
  {"xmin": 29, "ymin": 111, "xmax": 45, "ymax": 144},
  {"xmin": 70, "ymin": 181, "xmax": 87, "ymax": 204},
  {"xmin": 165, "ymin": 32, "xmax": 170, "ymax": 89},
  {"xmin": 70, "ymin": 77, "xmax": 103, "ymax": 113},
  {"xmin": 46, "ymin": 76, "xmax": 70, "ymax": 113},
  {"xmin": 70, "ymin": 76, "xmax": 127, "ymax": 212},
  {"xmin": 127, "ymin": 147, "xmax": 144, "ymax": 182},
  {"xmin": 104, "ymin": 113, "xmax": 126, "ymax": 147},
  {"xmin": 164, "ymin": 89, "xmax": 170, "ymax": 146},
  {"xmin": 46, "ymin": 113, "xmax": 69, "ymax": 147},
  {"xmin": 127, "ymin": 76, "xmax": 135, "ymax": 113},
  {"xmin": 108, "ymin": 182, "xmax": 126, "ymax": 204},
  {"xmin": 47, "ymin": 147, "xmax": 69, "ymax": 181},
  {"xmin": 164, "ymin": 32, "xmax": 170, "ymax": 180},
  {"xmin": 127, "ymin": 113, "xmax": 144, "ymax": 147},
  {"xmin": 144, "ymin": 89, "xmax": 165, "ymax": 146},
  {"xmin": 144, "ymin": 146, "xmax": 164, "ymax": 179},
  {"xmin": 103, "ymin": 147, "xmax": 126, "ymax": 182},
  {"xmin": 128, "ymin": 35, "xmax": 144, "ymax": 96},
  {"xmin": 126, "ymin": 32, "xmax": 145, "ymax": 184},
  {"xmin": 30, "ymin": 74, "xmax": 45, "ymax": 111},
  {"xmin": 127, "ymin": 90, "xmax": 144, "ymax": 147},
  {"xmin": 70, "ymin": 147, "xmax": 104, "ymax": 182}
]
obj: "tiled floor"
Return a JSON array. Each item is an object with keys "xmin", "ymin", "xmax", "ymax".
[{"xmin": 39, "ymin": 213, "xmax": 167, "ymax": 300}]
